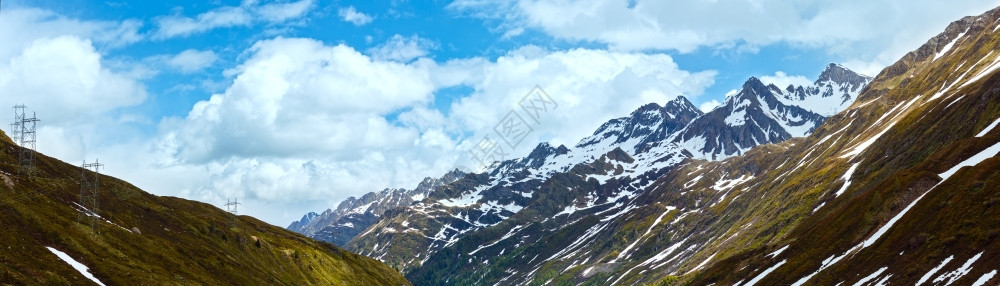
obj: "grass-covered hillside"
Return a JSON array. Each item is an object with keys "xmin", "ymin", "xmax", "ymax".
[
  {"xmin": 0, "ymin": 130, "xmax": 410, "ymax": 285},
  {"xmin": 687, "ymin": 7, "xmax": 1000, "ymax": 285}
]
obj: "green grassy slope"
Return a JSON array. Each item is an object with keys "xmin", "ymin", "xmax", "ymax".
[
  {"xmin": 0, "ymin": 130, "xmax": 410, "ymax": 285},
  {"xmin": 687, "ymin": 8, "xmax": 1000, "ymax": 285}
]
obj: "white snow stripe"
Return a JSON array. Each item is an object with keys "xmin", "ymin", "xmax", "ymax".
[
  {"xmin": 959, "ymin": 55, "xmax": 1000, "ymax": 90},
  {"xmin": 744, "ymin": 260, "xmax": 786, "ymax": 286},
  {"xmin": 839, "ymin": 95, "xmax": 921, "ymax": 159},
  {"xmin": 767, "ymin": 245, "xmax": 790, "ymax": 258},
  {"xmin": 933, "ymin": 252, "xmax": 984, "ymax": 285},
  {"xmin": 835, "ymin": 163, "xmax": 860, "ymax": 197},
  {"xmin": 972, "ymin": 270, "xmax": 997, "ymax": 286},
  {"xmin": 46, "ymin": 247, "xmax": 106, "ymax": 286},
  {"xmin": 934, "ymin": 28, "xmax": 967, "ymax": 61},
  {"xmin": 852, "ymin": 267, "xmax": 888, "ymax": 286},
  {"xmin": 939, "ymin": 141, "xmax": 1000, "ymax": 180},
  {"xmin": 975, "ymin": 117, "xmax": 1000, "ymax": 137},
  {"xmin": 861, "ymin": 142, "xmax": 1000, "ymax": 253},
  {"xmin": 613, "ymin": 206, "xmax": 675, "ymax": 262},
  {"xmin": 918, "ymin": 255, "xmax": 955, "ymax": 285}
]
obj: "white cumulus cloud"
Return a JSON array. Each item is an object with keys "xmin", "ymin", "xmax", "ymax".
[
  {"xmin": 161, "ymin": 37, "xmax": 436, "ymax": 164},
  {"xmin": 759, "ymin": 71, "xmax": 813, "ymax": 89},
  {"xmin": 338, "ymin": 6, "xmax": 373, "ymax": 26},
  {"xmin": 450, "ymin": 0, "xmax": 1000, "ymax": 73},
  {"xmin": 153, "ymin": 0, "xmax": 315, "ymax": 39},
  {"xmin": 699, "ymin": 99, "xmax": 722, "ymax": 113},
  {"xmin": 166, "ymin": 49, "xmax": 219, "ymax": 73},
  {"xmin": 0, "ymin": 8, "xmax": 142, "ymax": 58},
  {"xmin": 368, "ymin": 34, "xmax": 437, "ymax": 62},
  {"xmin": 0, "ymin": 36, "xmax": 147, "ymax": 126}
]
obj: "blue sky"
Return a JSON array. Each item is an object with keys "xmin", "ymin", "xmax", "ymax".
[{"xmin": 2, "ymin": 0, "xmax": 999, "ymax": 226}]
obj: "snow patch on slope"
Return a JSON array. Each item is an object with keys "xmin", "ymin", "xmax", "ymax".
[
  {"xmin": 932, "ymin": 252, "xmax": 984, "ymax": 285},
  {"xmin": 972, "ymin": 270, "xmax": 997, "ymax": 286},
  {"xmin": 975, "ymin": 117, "xmax": 1000, "ymax": 137},
  {"xmin": 742, "ymin": 260, "xmax": 786, "ymax": 286},
  {"xmin": 853, "ymin": 267, "xmax": 888, "ymax": 286},
  {"xmin": 468, "ymin": 225, "xmax": 527, "ymax": 255},
  {"xmin": 840, "ymin": 97, "xmax": 922, "ymax": 159},
  {"xmin": 767, "ymin": 245, "xmax": 790, "ymax": 258},
  {"xmin": 918, "ymin": 255, "xmax": 955, "ymax": 285},
  {"xmin": 939, "ymin": 141, "xmax": 1000, "ymax": 180},
  {"xmin": 713, "ymin": 175, "xmax": 752, "ymax": 191},
  {"xmin": 440, "ymin": 186, "xmax": 487, "ymax": 207},
  {"xmin": 613, "ymin": 206, "xmax": 676, "ymax": 262},
  {"xmin": 835, "ymin": 163, "xmax": 860, "ymax": 197},
  {"xmin": 726, "ymin": 110, "xmax": 747, "ymax": 126},
  {"xmin": 46, "ymin": 247, "xmax": 106, "ymax": 286},
  {"xmin": 958, "ymin": 54, "xmax": 1000, "ymax": 90},
  {"xmin": 934, "ymin": 28, "xmax": 967, "ymax": 61}
]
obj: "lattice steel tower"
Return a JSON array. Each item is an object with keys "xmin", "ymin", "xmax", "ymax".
[
  {"xmin": 10, "ymin": 105, "xmax": 39, "ymax": 177},
  {"xmin": 79, "ymin": 159, "xmax": 104, "ymax": 232},
  {"xmin": 225, "ymin": 198, "xmax": 241, "ymax": 229},
  {"xmin": 10, "ymin": 105, "xmax": 23, "ymax": 144}
]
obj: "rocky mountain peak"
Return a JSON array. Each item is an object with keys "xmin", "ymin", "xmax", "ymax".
[
  {"xmin": 577, "ymin": 96, "xmax": 703, "ymax": 153},
  {"xmin": 287, "ymin": 211, "xmax": 320, "ymax": 231},
  {"xmin": 519, "ymin": 142, "xmax": 569, "ymax": 169},
  {"xmin": 665, "ymin": 95, "xmax": 698, "ymax": 108},
  {"xmin": 634, "ymin": 102, "xmax": 664, "ymax": 113},
  {"xmin": 816, "ymin": 63, "xmax": 871, "ymax": 89}
]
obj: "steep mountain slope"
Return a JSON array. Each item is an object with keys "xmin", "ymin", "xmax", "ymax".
[
  {"xmin": 339, "ymin": 64, "xmax": 869, "ymax": 281},
  {"xmin": 0, "ymin": 131, "xmax": 409, "ymax": 285},
  {"xmin": 688, "ymin": 7, "xmax": 1000, "ymax": 285}
]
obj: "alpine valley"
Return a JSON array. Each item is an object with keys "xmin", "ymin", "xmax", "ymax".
[{"xmin": 288, "ymin": 7, "xmax": 1000, "ymax": 286}]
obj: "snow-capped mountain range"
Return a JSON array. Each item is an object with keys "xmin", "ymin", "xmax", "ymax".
[
  {"xmin": 287, "ymin": 169, "xmax": 465, "ymax": 246},
  {"xmin": 296, "ymin": 8, "xmax": 1000, "ymax": 285},
  {"xmin": 288, "ymin": 63, "xmax": 872, "ymax": 267}
]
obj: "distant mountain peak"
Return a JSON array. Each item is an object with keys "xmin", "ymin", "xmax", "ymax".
[
  {"xmin": 817, "ymin": 63, "xmax": 871, "ymax": 87},
  {"xmin": 287, "ymin": 211, "xmax": 320, "ymax": 231},
  {"xmin": 577, "ymin": 96, "xmax": 703, "ymax": 153},
  {"xmin": 518, "ymin": 142, "xmax": 570, "ymax": 169},
  {"xmin": 670, "ymin": 63, "xmax": 873, "ymax": 160},
  {"xmin": 665, "ymin": 95, "xmax": 701, "ymax": 113},
  {"xmin": 634, "ymin": 102, "xmax": 663, "ymax": 112},
  {"xmin": 670, "ymin": 95, "xmax": 691, "ymax": 103}
]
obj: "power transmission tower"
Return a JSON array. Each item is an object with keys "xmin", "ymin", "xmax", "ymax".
[
  {"xmin": 224, "ymin": 198, "xmax": 241, "ymax": 229},
  {"xmin": 10, "ymin": 105, "xmax": 23, "ymax": 144},
  {"xmin": 18, "ymin": 112, "xmax": 39, "ymax": 177},
  {"xmin": 78, "ymin": 159, "xmax": 104, "ymax": 233},
  {"xmin": 10, "ymin": 105, "xmax": 40, "ymax": 177}
]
